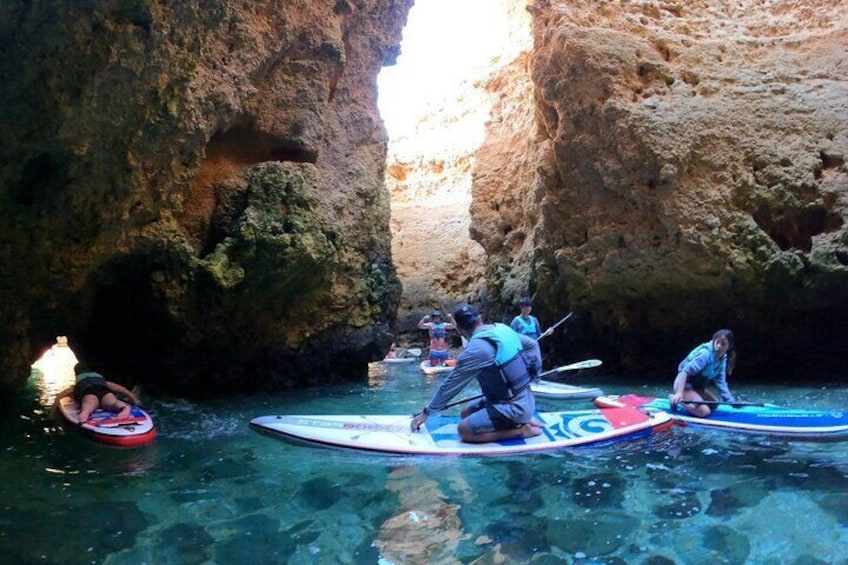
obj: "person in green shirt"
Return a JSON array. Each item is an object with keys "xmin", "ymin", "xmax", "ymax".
[{"xmin": 55, "ymin": 363, "xmax": 140, "ymax": 423}]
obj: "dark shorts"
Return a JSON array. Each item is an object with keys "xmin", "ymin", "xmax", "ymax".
[
  {"xmin": 74, "ymin": 377, "xmax": 110, "ymax": 404},
  {"xmin": 464, "ymin": 394, "xmax": 535, "ymax": 434},
  {"xmin": 429, "ymin": 348, "xmax": 449, "ymax": 361}
]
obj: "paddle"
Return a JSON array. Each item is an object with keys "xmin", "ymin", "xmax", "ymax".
[
  {"xmin": 425, "ymin": 359, "xmax": 603, "ymax": 412},
  {"xmin": 406, "ymin": 348, "xmax": 422, "ymax": 358},
  {"xmin": 675, "ymin": 399, "xmax": 765, "ymax": 409},
  {"xmin": 539, "ymin": 359, "xmax": 603, "ymax": 378},
  {"xmin": 537, "ymin": 311, "xmax": 573, "ymax": 341}
]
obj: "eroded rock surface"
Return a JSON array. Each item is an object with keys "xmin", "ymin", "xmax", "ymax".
[
  {"xmin": 472, "ymin": 0, "xmax": 848, "ymax": 374},
  {"xmin": 0, "ymin": 0, "xmax": 410, "ymax": 395}
]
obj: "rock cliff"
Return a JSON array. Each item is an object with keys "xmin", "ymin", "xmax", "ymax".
[
  {"xmin": 473, "ymin": 0, "xmax": 848, "ymax": 375},
  {"xmin": 0, "ymin": 0, "xmax": 410, "ymax": 396}
]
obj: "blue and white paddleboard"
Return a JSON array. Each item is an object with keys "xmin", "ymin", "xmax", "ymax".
[
  {"xmin": 249, "ymin": 408, "xmax": 672, "ymax": 455},
  {"xmin": 530, "ymin": 380, "xmax": 603, "ymax": 401},
  {"xmin": 595, "ymin": 394, "xmax": 848, "ymax": 440}
]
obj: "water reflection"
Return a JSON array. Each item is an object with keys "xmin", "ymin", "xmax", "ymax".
[{"xmin": 29, "ymin": 336, "xmax": 78, "ymax": 406}]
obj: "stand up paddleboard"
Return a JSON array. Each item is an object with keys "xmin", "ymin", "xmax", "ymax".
[
  {"xmin": 531, "ymin": 380, "xmax": 604, "ymax": 401},
  {"xmin": 250, "ymin": 408, "xmax": 673, "ymax": 456},
  {"xmin": 382, "ymin": 357, "xmax": 418, "ymax": 364},
  {"xmin": 419, "ymin": 360, "xmax": 456, "ymax": 375},
  {"xmin": 595, "ymin": 394, "xmax": 848, "ymax": 440},
  {"xmin": 57, "ymin": 396, "xmax": 157, "ymax": 447}
]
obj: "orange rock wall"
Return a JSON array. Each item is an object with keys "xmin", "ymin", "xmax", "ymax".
[{"xmin": 472, "ymin": 0, "xmax": 848, "ymax": 374}]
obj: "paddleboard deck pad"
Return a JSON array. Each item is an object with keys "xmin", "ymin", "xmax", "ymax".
[
  {"xmin": 595, "ymin": 394, "xmax": 848, "ymax": 440},
  {"xmin": 250, "ymin": 408, "xmax": 672, "ymax": 455},
  {"xmin": 531, "ymin": 380, "xmax": 604, "ymax": 401},
  {"xmin": 58, "ymin": 396, "xmax": 157, "ymax": 447}
]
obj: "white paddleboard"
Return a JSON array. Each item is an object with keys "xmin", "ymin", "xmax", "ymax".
[
  {"xmin": 250, "ymin": 408, "xmax": 673, "ymax": 456},
  {"xmin": 419, "ymin": 360, "xmax": 455, "ymax": 375},
  {"xmin": 530, "ymin": 380, "xmax": 604, "ymax": 401}
]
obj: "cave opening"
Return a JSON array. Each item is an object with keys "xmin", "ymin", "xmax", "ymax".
[{"xmin": 77, "ymin": 255, "xmax": 185, "ymax": 391}]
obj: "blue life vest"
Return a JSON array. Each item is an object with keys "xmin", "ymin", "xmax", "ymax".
[
  {"xmin": 511, "ymin": 316, "xmax": 541, "ymax": 340},
  {"xmin": 473, "ymin": 323, "xmax": 533, "ymax": 402}
]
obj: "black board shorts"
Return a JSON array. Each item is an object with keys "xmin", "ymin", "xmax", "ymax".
[{"xmin": 74, "ymin": 376, "xmax": 110, "ymax": 404}]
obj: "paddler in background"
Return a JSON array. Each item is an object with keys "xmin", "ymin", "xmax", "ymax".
[
  {"xmin": 510, "ymin": 296, "xmax": 555, "ymax": 341},
  {"xmin": 417, "ymin": 310, "xmax": 456, "ymax": 366}
]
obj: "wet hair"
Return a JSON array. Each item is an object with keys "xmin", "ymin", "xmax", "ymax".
[
  {"xmin": 453, "ymin": 305, "xmax": 479, "ymax": 330},
  {"xmin": 74, "ymin": 362, "xmax": 90, "ymax": 375},
  {"xmin": 712, "ymin": 328, "xmax": 736, "ymax": 374},
  {"xmin": 518, "ymin": 296, "xmax": 532, "ymax": 306}
]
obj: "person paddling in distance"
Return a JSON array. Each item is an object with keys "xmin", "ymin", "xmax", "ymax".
[
  {"xmin": 510, "ymin": 296, "xmax": 555, "ymax": 341},
  {"xmin": 55, "ymin": 362, "xmax": 141, "ymax": 423},
  {"xmin": 418, "ymin": 310, "xmax": 456, "ymax": 366},
  {"xmin": 669, "ymin": 329, "xmax": 737, "ymax": 417},
  {"xmin": 410, "ymin": 305, "xmax": 545, "ymax": 443}
]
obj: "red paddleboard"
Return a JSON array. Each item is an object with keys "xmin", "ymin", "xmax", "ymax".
[{"xmin": 58, "ymin": 396, "xmax": 157, "ymax": 448}]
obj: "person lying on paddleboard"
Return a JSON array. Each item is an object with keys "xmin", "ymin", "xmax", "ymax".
[
  {"xmin": 417, "ymin": 310, "xmax": 456, "ymax": 366},
  {"xmin": 410, "ymin": 305, "xmax": 544, "ymax": 443},
  {"xmin": 669, "ymin": 329, "xmax": 737, "ymax": 417},
  {"xmin": 384, "ymin": 342, "xmax": 405, "ymax": 359},
  {"xmin": 510, "ymin": 296, "xmax": 555, "ymax": 341},
  {"xmin": 55, "ymin": 362, "xmax": 141, "ymax": 423}
]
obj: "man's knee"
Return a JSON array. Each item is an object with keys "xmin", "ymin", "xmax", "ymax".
[{"xmin": 457, "ymin": 420, "xmax": 475, "ymax": 441}]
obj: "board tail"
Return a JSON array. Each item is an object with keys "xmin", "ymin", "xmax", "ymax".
[
  {"xmin": 600, "ymin": 406, "xmax": 650, "ymax": 428},
  {"xmin": 595, "ymin": 394, "xmax": 655, "ymax": 409}
]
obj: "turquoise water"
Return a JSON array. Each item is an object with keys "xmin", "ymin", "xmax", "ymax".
[{"xmin": 5, "ymin": 361, "xmax": 848, "ymax": 564}]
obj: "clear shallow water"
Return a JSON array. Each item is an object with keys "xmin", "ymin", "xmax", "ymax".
[{"xmin": 4, "ymin": 363, "xmax": 848, "ymax": 564}]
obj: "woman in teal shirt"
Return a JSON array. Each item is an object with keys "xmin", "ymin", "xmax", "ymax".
[{"xmin": 670, "ymin": 329, "xmax": 736, "ymax": 417}]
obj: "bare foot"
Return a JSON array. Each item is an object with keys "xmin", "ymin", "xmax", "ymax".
[
  {"xmin": 530, "ymin": 418, "xmax": 546, "ymax": 428},
  {"xmin": 520, "ymin": 424, "xmax": 543, "ymax": 438},
  {"xmin": 117, "ymin": 405, "xmax": 131, "ymax": 419}
]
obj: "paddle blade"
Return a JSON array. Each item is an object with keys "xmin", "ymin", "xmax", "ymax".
[{"xmin": 560, "ymin": 359, "xmax": 603, "ymax": 371}]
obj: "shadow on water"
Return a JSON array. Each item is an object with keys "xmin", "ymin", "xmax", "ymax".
[{"xmin": 2, "ymin": 361, "xmax": 848, "ymax": 563}]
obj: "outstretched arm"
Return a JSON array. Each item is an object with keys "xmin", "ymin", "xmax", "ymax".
[
  {"xmin": 669, "ymin": 371, "xmax": 688, "ymax": 404},
  {"xmin": 54, "ymin": 386, "xmax": 74, "ymax": 403},
  {"xmin": 106, "ymin": 381, "xmax": 140, "ymax": 405}
]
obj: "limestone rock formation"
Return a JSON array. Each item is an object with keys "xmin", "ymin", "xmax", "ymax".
[
  {"xmin": 0, "ymin": 0, "xmax": 411, "ymax": 396},
  {"xmin": 385, "ymin": 0, "xmax": 532, "ymax": 333},
  {"xmin": 473, "ymin": 0, "xmax": 848, "ymax": 375}
]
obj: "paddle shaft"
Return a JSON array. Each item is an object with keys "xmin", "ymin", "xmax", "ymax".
[
  {"xmin": 678, "ymin": 399, "xmax": 765, "ymax": 408},
  {"xmin": 424, "ymin": 359, "xmax": 601, "ymax": 411},
  {"xmin": 539, "ymin": 359, "xmax": 603, "ymax": 377},
  {"xmin": 537, "ymin": 312, "xmax": 573, "ymax": 341}
]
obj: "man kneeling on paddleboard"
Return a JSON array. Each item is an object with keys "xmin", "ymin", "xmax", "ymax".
[{"xmin": 410, "ymin": 305, "xmax": 544, "ymax": 443}]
